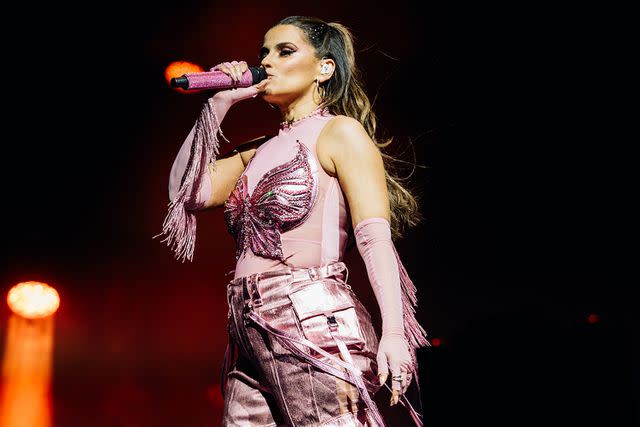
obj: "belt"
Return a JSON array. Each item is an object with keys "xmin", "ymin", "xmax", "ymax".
[
  {"xmin": 289, "ymin": 261, "xmax": 348, "ymax": 283},
  {"xmin": 231, "ymin": 261, "xmax": 349, "ymax": 312},
  {"xmin": 231, "ymin": 261, "xmax": 349, "ymax": 287}
]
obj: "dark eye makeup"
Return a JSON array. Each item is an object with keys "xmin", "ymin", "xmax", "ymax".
[{"xmin": 258, "ymin": 43, "xmax": 296, "ymax": 60}]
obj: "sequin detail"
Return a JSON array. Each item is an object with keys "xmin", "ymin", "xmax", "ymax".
[{"xmin": 224, "ymin": 141, "xmax": 319, "ymax": 261}]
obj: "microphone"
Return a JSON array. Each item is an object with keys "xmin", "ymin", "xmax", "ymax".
[{"xmin": 171, "ymin": 66, "xmax": 267, "ymax": 90}]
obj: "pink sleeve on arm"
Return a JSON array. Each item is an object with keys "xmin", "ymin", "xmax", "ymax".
[
  {"xmin": 354, "ymin": 217, "xmax": 431, "ymax": 355},
  {"xmin": 154, "ymin": 96, "xmax": 233, "ymax": 263},
  {"xmin": 168, "ymin": 123, "xmax": 212, "ymax": 209}
]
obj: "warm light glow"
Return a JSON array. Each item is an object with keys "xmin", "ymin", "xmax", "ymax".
[
  {"xmin": 0, "ymin": 314, "xmax": 54, "ymax": 427},
  {"xmin": 7, "ymin": 281, "xmax": 60, "ymax": 319},
  {"xmin": 164, "ymin": 60, "xmax": 204, "ymax": 92},
  {"xmin": 431, "ymin": 338, "xmax": 441, "ymax": 347},
  {"xmin": 587, "ymin": 313, "xmax": 599, "ymax": 324}
]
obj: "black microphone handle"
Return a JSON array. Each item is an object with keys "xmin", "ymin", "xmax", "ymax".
[
  {"xmin": 170, "ymin": 76, "xmax": 189, "ymax": 89},
  {"xmin": 249, "ymin": 66, "xmax": 268, "ymax": 84}
]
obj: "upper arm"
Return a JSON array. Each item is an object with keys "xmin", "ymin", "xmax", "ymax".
[
  {"xmin": 325, "ymin": 116, "xmax": 390, "ymax": 228},
  {"xmin": 203, "ymin": 135, "xmax": 270, "ymax": 208}
]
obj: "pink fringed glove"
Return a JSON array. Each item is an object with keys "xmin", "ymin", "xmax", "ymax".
[
  {"xmin": 354, "ymin": 217, "xmax": 430, "ymax": 404},
  {"xmin": 157, "ymin": 61, "xmax": 267, "ymax": 262},
  {"xmin": 168, "ymin": 61, "xmax": 264, "ymax": 207}
]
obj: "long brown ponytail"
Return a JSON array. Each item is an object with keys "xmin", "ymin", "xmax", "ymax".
[{"xmin": 275, "ymin": 16, "xmax": 425, "ymax": 241}]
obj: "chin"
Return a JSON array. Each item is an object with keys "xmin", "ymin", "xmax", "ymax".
[{"xmin": 261, "ymin": 91, "xmax": 283, "ymax": 105}]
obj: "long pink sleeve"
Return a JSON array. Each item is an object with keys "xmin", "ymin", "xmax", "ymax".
[
  {"xmin": 354, "ymin": 217, "xmax": 430, "ymax": 363},
  {"xmin": 155, "ymin": 62, "xmax": 262, "ymax": 263},
  {"xmin": 168, "ymin": 123, "xmax": 212, "ymax": 209},
  {"xmin": 155, "ymin": 96, "xmax": 233, "ymax": 262}
]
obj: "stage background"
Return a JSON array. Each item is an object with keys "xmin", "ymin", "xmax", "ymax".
[{"xmin": 0, "ymin": 0, "xmax": 636, "ymax": 426}]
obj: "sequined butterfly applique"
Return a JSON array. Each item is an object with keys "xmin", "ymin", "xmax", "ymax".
[{"xmin": 223, "ymin": 140, "xmax": 319, "ymax": 261}]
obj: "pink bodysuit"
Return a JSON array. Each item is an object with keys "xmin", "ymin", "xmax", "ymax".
[{"xmin": 223, "ymin": 108, "xmax": 351, "ymax": 280}]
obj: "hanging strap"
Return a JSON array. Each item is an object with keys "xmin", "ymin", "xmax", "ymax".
[{"xmin": 247, "ymin": 310, "xmax": 425, "ymax": 427}]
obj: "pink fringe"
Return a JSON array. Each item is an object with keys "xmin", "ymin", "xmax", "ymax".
[
  {"xmin": 153, "ymin": 97, "xmax": 227, "ymax": 262},
  {"xmin": 390, "ymin": 243, "xmax": 431, "ymax": 366}
]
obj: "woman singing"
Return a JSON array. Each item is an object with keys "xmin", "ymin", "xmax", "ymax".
[{"xmin": 157, "ymin": 15, "xmax": 431, "ymax": 426}]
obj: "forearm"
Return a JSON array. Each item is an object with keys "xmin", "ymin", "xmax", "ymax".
[
  {"xmin": 156, "ymin": 60, "xmax": 264, "ymax": 262},
  {"xmin": 354, "ymin": 218, "xmax": 404, "ymax": 335},
  {"xmin": 156, "ymin": 95, "xmax": 230, "ymax": 262},
  {"xmin": 168, "ymin": 95, "xmax": 232, "ymax": 210},
  {"xmin": 354, "ymin": 217, "xmax": 430, "ymax": 350}
]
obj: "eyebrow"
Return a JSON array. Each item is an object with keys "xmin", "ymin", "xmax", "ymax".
[{"xmin": 259, "ymin": 42, "xmax": 296, "ymax": 57}]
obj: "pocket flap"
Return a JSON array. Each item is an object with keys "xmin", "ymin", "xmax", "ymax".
[{"xmin": 289, "ymin": 281, "xmax": 354, "ymax": 321}]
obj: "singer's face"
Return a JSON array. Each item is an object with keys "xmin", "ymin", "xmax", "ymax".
[{"xmin": 259, "ymin": 25, "xmax": 322, "ymax": 105}]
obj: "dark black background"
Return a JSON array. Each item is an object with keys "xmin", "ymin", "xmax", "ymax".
[{"xmin": 0, "ymin": 0, "xmax": 636, "ymax": 426}]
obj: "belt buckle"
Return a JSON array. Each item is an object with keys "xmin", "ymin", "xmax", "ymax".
[
  {"xmin": 326, "ymin": 314, "xmax": 339, "ymax": 332},
  {"xmin": 248, "ymin": 275, "xmax": 263, "ymax": 308},
  {"xmin": 308, "ymin": 267, "xmax": 319, "ymax": 281}
]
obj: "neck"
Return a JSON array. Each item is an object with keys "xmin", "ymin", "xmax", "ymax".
[{"xmin": 280, "ymin": 95, "xmax": 320, "ymax": 124}]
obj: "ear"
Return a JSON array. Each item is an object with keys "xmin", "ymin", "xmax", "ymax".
[{"xmin": 317, "ymin": 58, "xmax": 336, "ymax": 83}]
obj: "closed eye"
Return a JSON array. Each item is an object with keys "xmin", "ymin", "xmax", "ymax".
[{"xmin": 258, "ymin": 43, "xmax": 297, "ymax": 60}]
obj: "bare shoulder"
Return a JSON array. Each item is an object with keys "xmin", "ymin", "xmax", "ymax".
[
  {"xmin": 317, "ymin": 115, "xmax": 377, "ymax": 176},
  {"xmin": 322, "ymin": 115, "xmax": 370, "ymax": 144}
]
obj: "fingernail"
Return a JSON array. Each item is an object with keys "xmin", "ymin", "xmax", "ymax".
[{"xmin": 389, "ymin": 392, "xmax": 399, "ymax": 406}]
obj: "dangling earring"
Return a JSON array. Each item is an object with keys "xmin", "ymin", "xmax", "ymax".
[
  {"xmin": 313, "ymin": 78, "xmax": 325, "ymax": 104},
  {"xmin": 313, "ymin": 78, "xmax": 321, "ymax": 104}
]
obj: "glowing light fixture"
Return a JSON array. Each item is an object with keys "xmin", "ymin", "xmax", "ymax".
[
  {"xmin": 1, "ymin": 280, "xmax": 57, "ymax": 427},
  {"xmin": 7, "ymin": 281, "xmax": 60, "ymax": 319},
  {"xmin": 164, "ymin": 61, "xmax": 204, "ymax": 92}
]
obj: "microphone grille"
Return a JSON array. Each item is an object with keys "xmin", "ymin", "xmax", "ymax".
[{"xmin": 250, "ymin": 66, "xmax": 268, "ymax": 84}]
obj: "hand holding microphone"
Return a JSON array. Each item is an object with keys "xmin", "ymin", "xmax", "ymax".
[
  {"xmin": 173, "ymin": 60, "xmax": 269, "ymax": 108},
  {"xmin": 171, "ymin": 60, "xmax": 268, "ymax": 93}
]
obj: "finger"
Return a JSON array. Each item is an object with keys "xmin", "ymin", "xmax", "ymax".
[
  {"xmin": 378, "ymin": 373, "xmax": 387, "ymax": 387},
  {"xmin": 234, "ymin": 60, "xmax": 247, "ymax": 76},
  {"xmin": 376, "ymin": 352, "xmax": 388, "ymax": 386},
  {"xmin": 233, "ymin": 65, "xmax": 242, "ymax": 82},
  {"xmin": 390, "ymin": 389, "xmax": 400, "ymax": 406},
  {"xmin": 254, "ymin": 80, "xmax": 268, "ymax": 92},
  {"xmin": 230, "ymin": 61, "xmax": 243, "ymax": 82},
  {"xmin": 230, "ymin": 85, "xmax": 260, "ymax": 101},
  {"xmin": 391, "ymin": 374, "xmax": 402, "ymax": 394},
  {"xmin": 220, "ymin": 62, "xmax": 235, "ymax": 80},
  {"xmin": 214, "ymin": 64, "xmax": 227, "ymax": 74},
  {"xmin": 228, "ymin": 61, "xmax": 238, "ymax": 81},
  {"xmin": 389, "ymin": 361, "xmax": 402, "ymax": 392},
  {"xmin": 226, "ymin": 62, "xmax": 238, "ymax": 81}
]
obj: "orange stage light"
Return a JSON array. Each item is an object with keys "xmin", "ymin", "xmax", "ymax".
[
  {"xmin": 7, "ymin": 281, "xmax": 60, "ymax": 319},
  {"xmin": 1, "ymin": 281, "xmax": 57, "ymax": 427},
  {"xmin": 164, "ymin": 61, "xmax": 204, "ymax": 93}
]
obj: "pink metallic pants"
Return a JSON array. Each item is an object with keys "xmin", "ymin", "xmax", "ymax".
[{"xmin": 221, "ymin": 262, "xmax": 385, "ymax": 426}]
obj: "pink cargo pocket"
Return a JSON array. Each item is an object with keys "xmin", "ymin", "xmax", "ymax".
[{"xmin": 288, "ymin": 279, "xmax": 366, "ymax": 356}]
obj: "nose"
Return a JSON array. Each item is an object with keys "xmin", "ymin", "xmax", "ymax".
[{"xmin": 260, "ymin": 52, "xmax": 273, "ymax": 69}]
